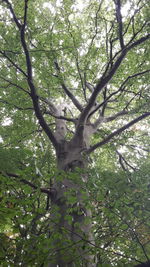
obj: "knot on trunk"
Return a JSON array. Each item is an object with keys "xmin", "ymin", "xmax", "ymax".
[{"xmin": 64, "ymin": 159, "xmax": 84, "ymax": 171}]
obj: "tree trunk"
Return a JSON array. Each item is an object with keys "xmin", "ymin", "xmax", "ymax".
[{"xmin": 47, "ymin": 140, "xmax": 96, "ymax": 267}]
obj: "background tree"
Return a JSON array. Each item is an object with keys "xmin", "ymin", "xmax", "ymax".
[{"xmin": 0, "ymin": 0, "xmax": 150, "ymax": 266}]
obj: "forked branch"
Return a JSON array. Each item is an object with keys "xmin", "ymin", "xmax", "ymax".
[{"xmin": 74, "ymin": 33, "xmax": 150, "ymax": 143}]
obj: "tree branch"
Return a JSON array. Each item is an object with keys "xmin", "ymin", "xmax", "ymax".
[
  {"xmin": 116, "ymin": 150, "xmax": 136, "ymax": 171},
  {"xmin": 87, "ymin": 112, "xmax": 150, "ymax": 153},
  {"xmin": 105, "ymin": 110, "xmax": 129, "ymax": 122},
  {"xmin": 3, "ymin": 0, "xmax": 58, "ymax": 149},
  {"xmin": 0, "ymin": 76, "xmax": 30, "ymax": 94},
  {"xmin": 73, "ymin": 49, "xmax": 127, "ymax": 144},
  {"xmin": 0, "ymin": 50, "xmax": 27, "ymax": 77},
  {"xmin": 44, "ymin": 111, "xmax": 77, "ymax": 123},
  {"xmin": 88, "ymin": 68, "xmax": 150, "ymax": 118},
  {"xmin": 0, "ymin": 99, "xmax": 33, "ymax": 111},
  {"xmin": 53, "ymin": 58, "xmax": 83, "ymax": 112},
  {"xmin": 128, "ymin": 33, "xmax": 150, "ymax": 50},
  {"xmin": 40, "ymin": 97, "xmax": 77, "ymax": 123},
  {"xmin": 3, "ymin": 172, "xmax": 53, "ymax": 196},
  {"xmin": 2, "ymin": 0, "xmax": 21, "ymax": 29},
  {"xmin": 114, "ymin": 0, "xmax": 124, "ymax": 49},
  {"xmin": 61, "ymin": 83, "xmax": 83, "ymax": 112}
]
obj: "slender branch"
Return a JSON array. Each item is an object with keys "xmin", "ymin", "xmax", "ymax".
[
  {"xmin": 118, "ymin": 69, "xmax": 150, "ymax": 91},
  {"xmin": 40, "ymin": 97, "xmax": 77, "ymax": 123},
  {"xmin": 75, "ymin": 54, "xmax": 85, "ymax": 100},
  {"xmin": 0, "ymin": 76, "xmax": 30, "ymax": 94},
  {"xmin": 112, "ymin": 210, "xmax": 150, "ymax": 262},
  {"xmin": 116, "ymin": 150, "xmax": 136, "ymax": 171},
  {"xmin": 123, "ymin": 1, "xmax": 144, "ymax": 37},
  {"xmin": 105, "ymin": 110, "xmax": 129, "ymax": 122},
  {"xmin": 53, "ymin": 58, "xmax": 83, "ymax": 112},
  {"xmin": 0, "ymin": 99, "xmax": 33, "ymax": 111},
  {"xmin": 0, "ymin": 50, "xmax": 27, "ymax": 77},
  {"xmin": 89, "ymin": 68, "xmax": 150, "ymax": 117},
  {"xmin": 48, "ymin": 216, "xmax": 142, "ymax": 264},
  {"xmin": 87, "ymin": 112, "xmax": 150, "ymax": 153},
  {"xmin": 128, "ymin": 33, "xmax": 150, "ymax": 50},
  {"xmin": 0, "ymin": 50, "xmax": 22, "ymax": 55},
  {"xmin": 45, "ymin": 112, "xmax": 76, "ymax": 123},
  {"xmin": 127, "ymin": 21, "xmax": 148, "ymax": 47},
  {"xmin": 3, "ymin": 172, "xmax": 53, "ymax": 195},
  {"xmin": 116, "ymin": 150, "xmax": 127, "ymax": 171}
]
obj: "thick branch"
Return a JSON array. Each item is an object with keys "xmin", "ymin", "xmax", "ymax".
[
  {"xmin": 114, "ymin": 0, "xmax": 124, "ymax": 49},
  {"xmin": 2, "ymin": 0, "xmax": 21, "ymax": 29},
  {"xmin": 3, "ymin": 0, "xmax": 58, "ymax": 149},
  {"xmin": 87, "ymin": 112, "xmax": 150, "ymax": 153},
  {"xmin": 61, "ymin": 83, "xmax": 83, "ymax": 112}
]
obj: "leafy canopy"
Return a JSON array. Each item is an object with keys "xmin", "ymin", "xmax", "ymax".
[{"xmin": 0, "ymin": 0, "xmax": 150, "ymax": 266}]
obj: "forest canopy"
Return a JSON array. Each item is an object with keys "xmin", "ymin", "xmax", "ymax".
[{"xmin": 0, "ymin": 0, "xmax": 150, "ymax": 266}]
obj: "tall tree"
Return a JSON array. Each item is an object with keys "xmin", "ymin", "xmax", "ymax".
[{"xmin": 0, "ymin": 0, "xmax": 150, "ymax": 266}]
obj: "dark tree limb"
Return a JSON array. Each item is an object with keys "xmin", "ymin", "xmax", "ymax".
[
  {"xmin": 0, "ymin": 76, "xmax": 30, "ymax": 94},
  {"xmin": 61, "ymin": 83, "xmax": 83, "ymax": 112},
  {"xmin": 105, "ymin": 110, "xmax": 129, "ymax": 122},
  {"xmin": 44, "ymin": 111, "xmax": 77, "ymax": 123},
  {"xmin": 3, "ymin": 172, "xmax": 55, "ymax": 196},
  {"xmin": 89, "ymin": 68, "xmax": 150, "ymax": 118},
  {"xmin": 40, "ymin": 97, "xmax": 77, "ymax": 123},
  {"xmin": 3, "ymin": 0, "xmax": 58, "ymax": 150},
  {"xmin": 114, "ymin": 0, "xmax": 124, "ymax": 49},
  {"xmin": 0, "ymin": 50, "xmax": 27, "ymax": 77},
  {"xmin": 87, "ymin": 112, "xmax": 150, "ymax": 153},
  {"xmin": 53, "ymin": 57, "xmax": 83, "ymax": 112},
  {"xmin": 2, "ymin": 0, "xmax": 21, "ymax": 29},
  {"xmin": 116, "ymin": 150, "xmax": 136, "ymax": 171}
]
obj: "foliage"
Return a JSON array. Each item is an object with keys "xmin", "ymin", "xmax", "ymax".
[{"xmin": 0, "ymin": 0, "xmax": 150, "ymax": 266}]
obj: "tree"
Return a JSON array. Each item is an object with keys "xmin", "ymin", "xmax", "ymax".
[{"xmin": 0, "ymin": 0, "xmax": 150, "ymax": 266}]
